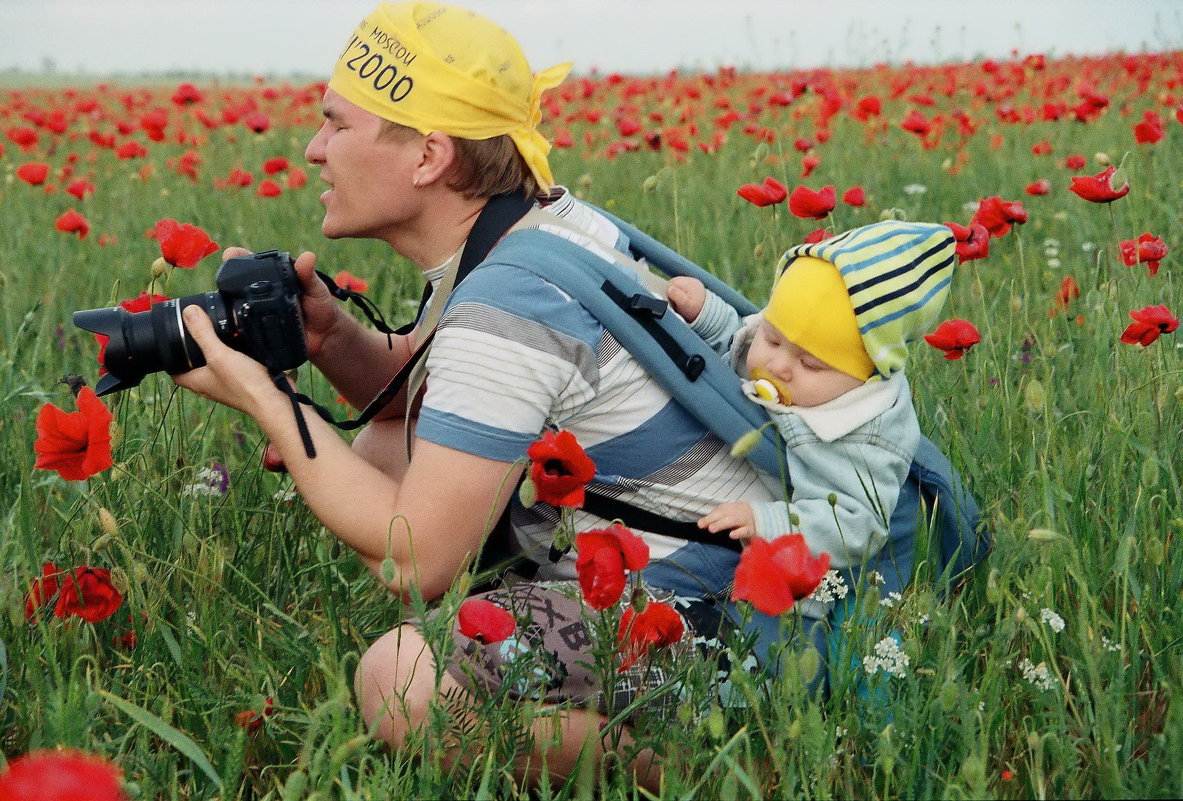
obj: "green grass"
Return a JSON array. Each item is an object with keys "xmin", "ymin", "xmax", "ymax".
[{"xmin": 2, "ymin": 54, "xmax": 1182, "ymax": 798}]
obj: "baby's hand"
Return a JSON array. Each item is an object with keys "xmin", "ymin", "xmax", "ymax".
[
  {"xmin": 697, "ymin": 501, "xmax": 757, "ymax": 541},
  {"xmin": 667, "ymin": 276, "xmax": 706, "ymax": 323}
]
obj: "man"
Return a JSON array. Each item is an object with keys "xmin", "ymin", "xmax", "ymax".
[{"xmin": 174, "ymin": 0, "xmax": 776, "ymax": 785}]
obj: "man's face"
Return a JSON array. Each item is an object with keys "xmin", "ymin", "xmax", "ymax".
[
  {"xmin": 746, "ymin": 320, "xmax": 865, "ymax": 407},
  {"xmin": 305, "ymin": 88, "xmax": 424, "ymax": 242}
]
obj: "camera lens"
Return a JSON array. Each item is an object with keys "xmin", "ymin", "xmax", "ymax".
[{"xmin": 72, "ymin": 292, "xmax": 229, "ymax": 396}]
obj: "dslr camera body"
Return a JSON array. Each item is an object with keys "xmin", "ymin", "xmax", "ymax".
[{"xmin": 74, "ymin": 250, "xmax": 306, "ymax": 396}]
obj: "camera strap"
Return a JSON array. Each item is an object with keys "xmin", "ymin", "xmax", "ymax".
[{"xmin": 276, "ymin": 191, "xmax": 536, "ymax": 459}]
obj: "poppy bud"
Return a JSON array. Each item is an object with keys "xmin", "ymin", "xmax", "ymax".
[
  {"xmin": 379, "ymin": 557, "xmax": 397, "ymax": 585},
  {"xmin": 753, "ymin": 243, "xmax": 765, "ymax": 259},
  {"xmin": 642, "ymin": 175, "xmax": 658, "ymax": 193},
  {"xmin": 1094, "ymin": 152, "xmax": 1111, "ymax": 166},
  {"xmin": 151, "ymin": 257, "xmax": 168, "ymax": 278},
  {"xmin": 730, "ymin": 428, "xmax": 763, "ymax": 458},
  {"xmin": 1024, "ymin": 379, "xmax": 1046, "ymax": 413},
  {"xmin": 98, "ymin": 507, "xmax": 120, "ymax": 537},
  {"xmin": 879, "ymin": 207, "xmax": 907, "ymax": 221},
  {"xmin": 517, "ymin": 475, "xmax": 537, "ymax": 508},
  {"xmin": 577, "ymin": 173, "xmax": 593, "ymax": 189}
]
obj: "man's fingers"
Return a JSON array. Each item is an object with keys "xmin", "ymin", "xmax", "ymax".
[
  {"xmin": 221, "ymin": 246, "xmax": 251, "ymax": 262},
  {"xmin": 181, "ymin": 305, "xmax": 215, "ymax": 351}
]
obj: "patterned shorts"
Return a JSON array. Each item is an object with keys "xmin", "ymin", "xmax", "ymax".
[{"xmin": 427, "ymin": 579, "xmax": 730, "ymax": 722}]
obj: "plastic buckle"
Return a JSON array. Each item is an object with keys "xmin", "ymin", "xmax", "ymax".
[{"xmin": 627, "ymin": 293, "xmax": 668, "ymax": 319}]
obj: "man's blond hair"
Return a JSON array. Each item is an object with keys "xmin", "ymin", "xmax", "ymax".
[{"xmin": 378, "ymin": 120, "xmax": 538, "ymax": 199}]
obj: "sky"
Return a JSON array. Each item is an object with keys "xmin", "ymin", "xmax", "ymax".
[{"xmin": 1, "ymin": 0, "xmax": 1181, "ymax": 78}]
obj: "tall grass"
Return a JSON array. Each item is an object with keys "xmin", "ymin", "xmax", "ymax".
[{"xmin": 1, "ymin": 52, "xmax": 1181, "ymax": 798}]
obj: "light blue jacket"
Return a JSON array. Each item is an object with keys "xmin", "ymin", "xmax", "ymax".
[{"xmin": 689, "ymin": 291, "xmax": 920, "ymax": 595}]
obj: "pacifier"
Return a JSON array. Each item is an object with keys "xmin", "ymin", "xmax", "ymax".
[{"xmin": 749, "ymin": 368, "xmax": 792, "ymax": 405}]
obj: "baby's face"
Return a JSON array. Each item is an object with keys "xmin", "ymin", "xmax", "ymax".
[{"xmin": 746, "ymin": 320, "xmax": 865, "ymax": 407}]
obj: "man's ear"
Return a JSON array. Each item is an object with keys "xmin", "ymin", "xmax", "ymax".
[{"xmin": 413, "ymin": 131, "xmax": 456, "ymax": 188}]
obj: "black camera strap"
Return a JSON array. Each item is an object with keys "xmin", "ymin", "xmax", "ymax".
[{"xmin": 277, "ymin": 191, "xmax": 536, "ymax": 458}]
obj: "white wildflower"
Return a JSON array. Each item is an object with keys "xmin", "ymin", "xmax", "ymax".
[
  {"xmin": 1101, "ymin": 636, "xmax": 1122, "ymax": 653},
  {"xmin": 272, "ymin": 488, "xmax": 298, "ymax": 503},
  {"xmin": 917, "ymin": 613, "xmax": 930, "ymax": 626},
  {"xmin": 1046, "ymin": 257, "xmax": 1061, "ymax": 269},
  {"xmin": 868, "ymin": 570, "xmax": 886, "ymax": 585},
  {"xmin": 863, "ymin": 636, "xmax": 909, "ymax": 678},
  {"xmin": 1018, "ymin": 657, "xmax": 1056, "ymax": 691},
  {"xmin": 903, "ymin": 183, "xmax": 928, "ymax": 196},
  {"xmin": 880, "ymin": 591, "xmax": 903, "ymax": 608},
  {"xmin": 1040, "ymin": 608, "xmax": 1065, "ymax": 633},
  {"xmin": 1042, "ymin": 238, "xmax": 1061, "ymax": 250},
  {"xmin": 1081, "ymin": 241, "xmax": 1097, "ymax": 253},
  {"xmin": 808, "ymin": 569, "xmax": 849, "ymax": 603}
]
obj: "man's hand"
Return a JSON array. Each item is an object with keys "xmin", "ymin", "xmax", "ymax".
[{"xmin": 172, "ymin": 304, "xmax": 280, "ymax": 415}]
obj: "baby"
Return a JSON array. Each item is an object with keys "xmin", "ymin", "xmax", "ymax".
[{"xmin": 668, "ymin": 221, "xmax": 956, "ymax": 572}]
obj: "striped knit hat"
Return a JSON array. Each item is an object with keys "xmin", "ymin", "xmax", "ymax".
[{"xmin": 770, "ymin": 221, "xmax": 956, "ymax": 380}]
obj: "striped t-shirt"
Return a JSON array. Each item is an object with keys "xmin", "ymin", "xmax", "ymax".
[{"xmin": 415, "ymin": 191, "xmax": 775, "ymax": 577}]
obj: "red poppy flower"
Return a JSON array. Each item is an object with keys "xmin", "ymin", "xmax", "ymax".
[
  {"xmin": 334, "ymin": 270, "xmax": 369, "ymax": 293},
  {"xmin": 34, "ymin": 387, "xmax": 114, "ymax": 481},
  {"xmin": 1134, "ymin": 110, "xmax": 1165, "ymax": 145},
  {"xmin": 66, "ymin": 179, "xmax": 96, "ymax": 200},
  {"xmin": 53, "ymin": 565, "xmax": 123, "ymax": 623},
  {"xmin": 924, "ymin": 319, "xmax": 982, "ymax": 360},
  {"xmin": 287, "ymin": 167, "xmax": 308, "ymax": 189},
  {"xmin": 1068, "ymin": 166, "xmax": 1129, "ymax": 203},
  {"xmin": 900, "ymin": 109, "xmax": 932, "ymax": 137},
  {"xmin": 1025, "ymin": 179, "xmax": 1052, "ymax": 196},
  {"xmin": 803, "ymin": 228, "xmax": 833, "ymax": 244},
  {"xmin": 114, "ymin": 141, "xmax": 147, "ymax": 160},
  {"xmin": 575, "ymin": 524, "xmax": 649, "ymax": 610},
  {"xmin": 152, "ymin": 218, "xmax": 219, "ymax": 268},
  {"xmin": 55, "ymin": 209, "xmax": 90, "ymax": 239},
  {"xmin": 731, "ymin": 534, "xmax": 830, "ymax": 616},
  {"xmin": 16, "ymin": 162, "xmax": 49, "ymax": 185},
  {"xmin": 526, "ymin": 429, "xmax": 596, "ymax": 508},
  {"xmin": 971, "ymin": 196, "xmax": 1027, "ymax": 238},
  {"xmin": 944, "ymin": 222, "xmax": 990, "ymax": 264},
  {"xmin": 788, "ymin": 184, "xmax": 836, "ymax": 219},
  {"xmin": 243, "ymin": 111, "xmax": 270, "ymax": 134},
  {"xmin": 800, "ymin": 154, "xmax": 820, "ymax": 178},
  {"xmin": 1120, "ymin": 305, "xmax": 1179, "ymax": 347},
  {"xmin": 0, "ymin": 748, "xmax": 126, "ymax": 801},
  {"xmin": 842, "ymin": 186, "xmax": 866, "ymax": 207},
  {"xmin": 1119, "ymin": 233, "xmax": 1168, "ymax": 277},
  {"xmin": 1056, "ymin": 276, "xmax": 1080, "ymax": 309},
  {"xmin": 1063, "ymin": 154, "xmax": 1087, "ymax": 171},
  {"xmin": 457, "ymin": 598, "xmax": 516, "ymax": 644},
  {"xmin": 24, "ymin": 561, "xmax": 63, "ymax": 620},
  {"xmin": 1032, "ymin": 141, "xmax": 1053, "ymax": 156},
  {"xmin": 256, "ymin": 179, "xmax": 283, "ymax": 198},
  {"xmin": 6, "ymin": 126, "xmax": 39, "ymax": 150},
  {"xmin": 171, "ymin": 82, "xmax": 203, "ymax": 106},
  {"xmin": 262, "ymin": 156, "xmax": 290, "ymax": 175},
  {"xmin": 737, "ymin": 176, "xmax": 788, "ymax": 207},
  {"xmin": 617, "ymin": 601, "xmax": 684, "ymax": 671},
  {"xmin": 234, "ymin": 698, "xmax": 275, "ymax": 734}
]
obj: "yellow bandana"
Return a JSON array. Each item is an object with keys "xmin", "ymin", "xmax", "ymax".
[{"xmin": 329, "ymin": 2, "xmax": 571, "ymax": 190}]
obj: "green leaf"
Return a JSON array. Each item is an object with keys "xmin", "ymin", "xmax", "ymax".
[{"xmin": 98, "ymin": 690, "xmax": 222, "ymax": 788}]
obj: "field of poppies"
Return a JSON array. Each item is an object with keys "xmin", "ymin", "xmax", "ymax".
[{"xmin": 2, "ymin": 47, "xmax": 1182, "ymax": 800}]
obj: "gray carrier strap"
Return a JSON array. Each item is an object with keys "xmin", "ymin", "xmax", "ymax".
[{"xmin": 487, "ymin": 226, "xmax": 787, "ymax": 479}]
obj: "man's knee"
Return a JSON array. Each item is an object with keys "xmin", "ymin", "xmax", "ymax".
[{"xmin": 354, "ymin": 626, "xmax": 439, "ymax": 745}]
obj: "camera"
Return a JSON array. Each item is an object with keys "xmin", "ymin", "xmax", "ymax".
[{"xmin": 73, "ymin": 250, "xmax": 307, "ymax": 396}]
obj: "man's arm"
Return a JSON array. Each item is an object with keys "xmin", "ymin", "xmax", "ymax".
[{"xmin": 175, "ymin": 305, "xmax": 520, "ymax": 601}]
